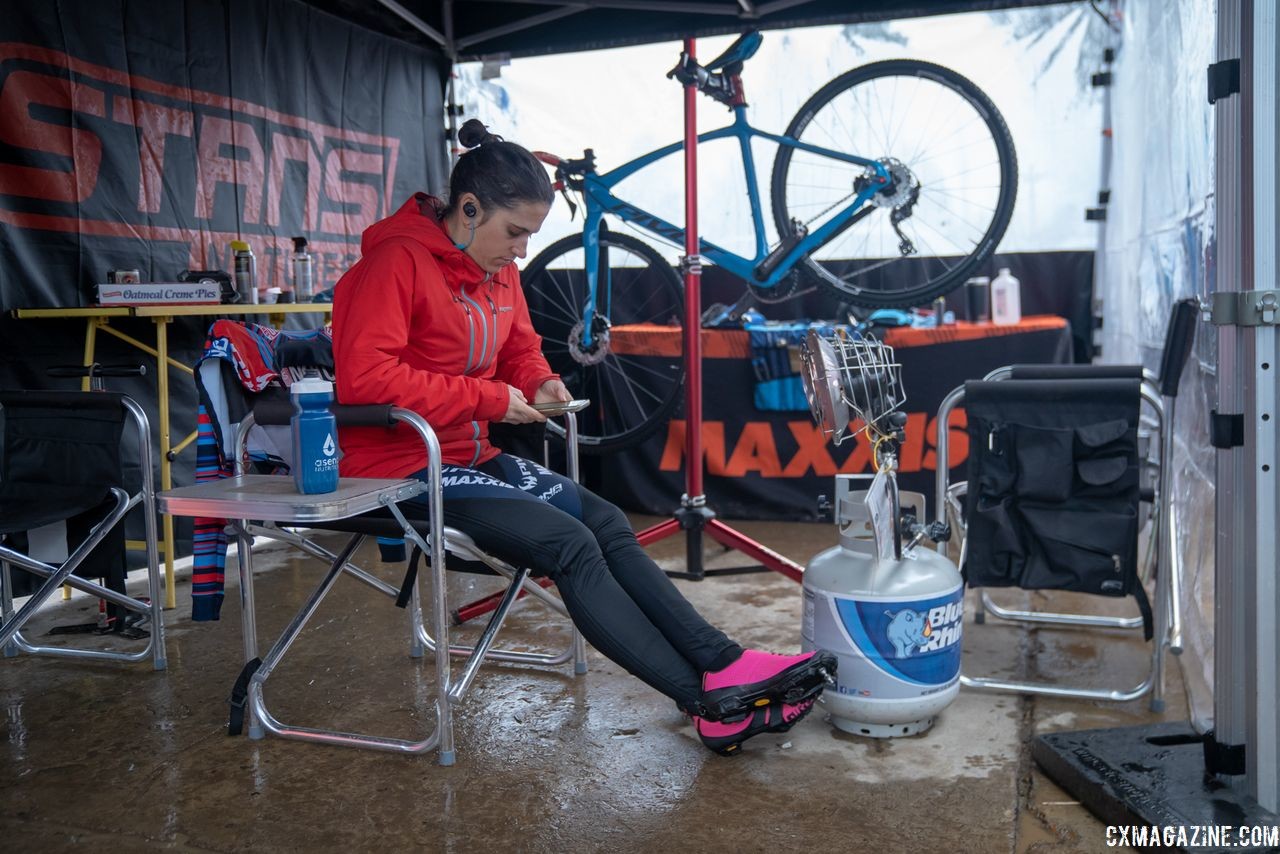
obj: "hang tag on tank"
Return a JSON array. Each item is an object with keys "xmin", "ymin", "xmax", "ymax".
[{"xmin": 864, "ymin": 470, "xmax": 896, "ymax": 562}]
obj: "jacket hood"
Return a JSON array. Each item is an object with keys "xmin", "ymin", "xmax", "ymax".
[{"xmin": 360, "ymin": 193, "xmax": 490, "ymax": 291}]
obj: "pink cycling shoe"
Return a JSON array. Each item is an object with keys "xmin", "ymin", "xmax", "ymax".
[
  {"xmin": 701, "ymin": 648, "xmax": 836, "ymax": 722},
  {"xmin": 695, "ymin": 698, "xmax": 817, "ymax": 756}
]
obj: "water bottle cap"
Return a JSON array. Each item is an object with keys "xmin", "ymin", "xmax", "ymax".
[
  {"xmin": 231, "ymin": 240, "xmax": 251, "ymax": 253},
  {"xmin": 291, "ymin": 376, "xmax": 333, "ymax": 395},
  {"xmin": 998, "ymin": 267, "xmax": 1011, "ymax": 275},
  {"xmin": 292, "ymin": 236, "xmax": 308, "ymax": 252}
]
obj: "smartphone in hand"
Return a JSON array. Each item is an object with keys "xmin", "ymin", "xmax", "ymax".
[{"xmin": 530, "ymin": 399, "xmax": 590, "ymax": 415}]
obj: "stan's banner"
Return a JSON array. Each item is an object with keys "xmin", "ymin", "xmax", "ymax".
[{"xmin": 0, "ymin": 0, "xmax": 449, "ymax": 310}]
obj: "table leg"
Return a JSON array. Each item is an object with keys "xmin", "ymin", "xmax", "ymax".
[
  {"xmin": 82, "ymin": 318, "xmax": 100, "ymax": 392},
  {"xmin": 235, "ymin": 523, "xmax": 261, "ymax": 739},
  {"xmin": 154, "ymin": 316, "xmax": 177, "ymax": 609},
  {"xmin": 64, "ymin": 319, "xmax": 104, "ymax": 601}
]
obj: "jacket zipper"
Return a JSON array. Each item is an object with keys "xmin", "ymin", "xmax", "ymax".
[
  {"xmin": 469, "ymin": 421, "xmax": 482, "ymax": 466},
  {"xmin": 458, "ymin": 289, "xmax": 486, "ymax": 463},
  {"xmin": 483, "ymin": 292, "xmax": 501, "ymax": 370},
  {"xmin": 460, "ymin": 280, "xmax": 499, "ymax": 465},
  {"xmin": 459, "ymin": 289, "xmax": 489, "ymax": 374},
  {"xmin": 457, "ymin": 296, "xmax": 476, "ymax": 375}
]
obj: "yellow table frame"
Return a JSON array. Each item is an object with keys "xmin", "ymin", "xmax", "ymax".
[{"xmin": 11, "ymin": 304, "xmax": 333, "ymax": 608}]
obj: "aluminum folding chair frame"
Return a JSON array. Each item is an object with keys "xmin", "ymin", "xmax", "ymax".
[
  {"xmin": 935, "ymin": 368, "xmax": 1180, "ymax": 710},
  {"xmin": 220, "ymin": 408, "xmax": 586, "ymax": 763},
  {"xmin": 0, "ymin": 395, "xmax": 167, "ymax": 670}
]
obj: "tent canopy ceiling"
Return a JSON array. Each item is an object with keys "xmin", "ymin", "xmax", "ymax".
[{"xmin": 304, "ymin": 0, "xmax": 1065, "ymax": 61}]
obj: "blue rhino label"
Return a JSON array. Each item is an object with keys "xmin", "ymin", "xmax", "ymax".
[
  {"xmin": 884, "ymin": 607, "xmax": 931, "ymax": 658},
  {"xmin": 806, "ymin": 584, "xmax": 964, "ymax": 700}
]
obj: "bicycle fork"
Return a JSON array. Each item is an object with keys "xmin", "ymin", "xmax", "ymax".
[{"xmin": 576, "ymin": 212, "xmax": 612, "ymax": 356}]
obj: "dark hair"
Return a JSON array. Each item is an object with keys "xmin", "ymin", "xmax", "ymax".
[{"xmin": 446, "ymin": 119, "xmax": 554, "ymax": 216}]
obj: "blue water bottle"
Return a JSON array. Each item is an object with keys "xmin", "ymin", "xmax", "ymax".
[{"xmin": 290, "ymin": 372, "xmax": 340, "ymax": 494}]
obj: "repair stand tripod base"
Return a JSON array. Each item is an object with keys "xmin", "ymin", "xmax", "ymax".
[
  {"xmin": 1034, "ymin": 722, "xmax": 1279, "ymax": 850},
  {"xmin": 638, "ymin": 493, "xmax": 807, "ymax": 582},
  {"xmin": 638, "ymin": 505, "xmax": 775, "ymax": 581}
]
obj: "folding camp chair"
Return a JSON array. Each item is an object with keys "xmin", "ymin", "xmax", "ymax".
[
  {"xmin": 968, "ymin": 366, "xmax": 1167, "ymax": 637},
  {"xmin": 162, "ymin": 394, "xmax": 586, "ymax": 764},
  {"xmin": 167, "ymin": 319, "xmax": 588, "ymax": 761},
  {"xmin": 0, "ymin": 390, "xmax": 166, "ymax": 670},
  {"xmin": 934, "ymin": 300, "xmax": 1196, "ymax": 709},
  {"xmin": 935, "ymin": 375, "xmax": 1165, "ymax": 706}
]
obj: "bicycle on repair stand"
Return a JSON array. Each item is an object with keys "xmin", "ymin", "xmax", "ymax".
[{"xmin": 523, "ymin": 30, "xmax": 1018, "ymax": 452}]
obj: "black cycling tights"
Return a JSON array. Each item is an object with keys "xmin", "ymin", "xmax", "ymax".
[{"xmin": 401, "ymin": 453, "xmax": 743, "ymax": 712}]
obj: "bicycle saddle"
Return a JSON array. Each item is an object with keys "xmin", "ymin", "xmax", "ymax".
[{"xmin": 704, "ymin": 31, "xmax": 762, "ymax": 74}]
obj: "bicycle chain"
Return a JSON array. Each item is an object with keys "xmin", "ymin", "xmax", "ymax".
[{"xmin": 789, "ymin": 162, "xmax": 922, "ymax": 289}]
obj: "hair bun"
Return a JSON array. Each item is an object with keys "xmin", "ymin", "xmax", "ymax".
[{"xmin": 458, "ymin": 118, "xmax": 503, "ymax": 150}]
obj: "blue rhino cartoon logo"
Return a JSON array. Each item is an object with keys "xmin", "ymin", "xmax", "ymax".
[{"xmin": 884, "ymin": 608, "xmax": 932, "ymax": 658}]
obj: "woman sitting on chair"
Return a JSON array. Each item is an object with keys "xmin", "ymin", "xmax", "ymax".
[{"xmin": 331, "ymin": 119, "xmax": 834, "ymax": 755}]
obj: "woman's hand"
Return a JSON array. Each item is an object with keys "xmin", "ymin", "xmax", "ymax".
[
  {"xmin": 502, "ymin": 384, "xmax": 546, "ymax": 424},
  {"xmin": 534, "ymin": 379, "xmax": 573, "ymax": 404}
]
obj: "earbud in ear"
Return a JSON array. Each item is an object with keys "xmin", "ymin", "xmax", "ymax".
[{"xmin": 463, "ymin": 202, "xmax": 477, "ymax": 218}]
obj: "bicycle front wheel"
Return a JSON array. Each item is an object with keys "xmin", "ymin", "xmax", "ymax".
[
  {"xmin": 521, "ymin": 230, "xmax": 685, "ymax": 453},
  {"xmin": 771, "ymin": 59, "xmax": 1018, "ymax": 308}
]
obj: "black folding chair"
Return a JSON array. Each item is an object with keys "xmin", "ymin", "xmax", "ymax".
[
  {"xmin": 926, "ymin": 295, "xmax": 1192, "ymax": 706},
  {"xmin": 0, "ymin": 390, "xmax": 167, "ymax": 670},
  {"xmin": 937, "ymin": 377, "xmax": 1157, "ymax": 700}
]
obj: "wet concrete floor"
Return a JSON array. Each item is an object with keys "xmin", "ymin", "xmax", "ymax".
[{"xmin": 1, "ymin": 515, "xmax": 1186, "ymax": 852}]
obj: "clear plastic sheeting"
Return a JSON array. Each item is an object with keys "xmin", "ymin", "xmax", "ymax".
[
  {"xmin": 456, "ymin": 9, "xmax": 1107, "ymax": 258},
  {"xmin": 1097, "ymin": 0, "xmax": 1217, "ymax": 728}
]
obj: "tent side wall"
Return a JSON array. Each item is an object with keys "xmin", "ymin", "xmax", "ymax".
[{"xmin": 1096, "ymin": 0, "xmax": 1217, "ymax": 728}]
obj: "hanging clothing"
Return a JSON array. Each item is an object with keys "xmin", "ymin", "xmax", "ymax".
[{"xmin": 190, "ymin": 321, "xmax": 333, "ymax": 621}]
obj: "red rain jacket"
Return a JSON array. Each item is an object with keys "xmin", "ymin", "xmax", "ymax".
[{"xmin": 332, "ymin": 193, "xmax": 557, "ymax": 476}]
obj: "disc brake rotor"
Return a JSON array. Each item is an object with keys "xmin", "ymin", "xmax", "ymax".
[
  {"xmin": 870, "ymin": 158, "xmax": 919, "ymax": 209},
  {"xmin": 567, "ymin": 318, "xmax": 611, "ymax": 366}
]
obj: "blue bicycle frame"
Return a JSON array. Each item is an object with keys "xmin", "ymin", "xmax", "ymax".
[{"xmin": 573, "ymin": 104, "xmax": 889, "ymax": 348}]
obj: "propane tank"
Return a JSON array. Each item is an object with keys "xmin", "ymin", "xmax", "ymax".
[{"xmin": 802, "ymin": 468, "xmax": 963, "ymax": 738}]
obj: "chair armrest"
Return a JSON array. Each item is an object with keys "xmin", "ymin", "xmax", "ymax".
[
  {"xmin": 251, "ymin": 392, "xmax": 395, "ymax": 428},
  {"xmin": 389, "ymin": 408, "xmax": 443, "ymax": 481},
  {"xmin": 935, "ymin": 384, "xmax": 967, "ymax": 540},
  {"xmin": 542, "ymin": 413, "xmax": 582, "ymax": 483},
  {"xmin": 1006, "ymin": 364, "xmax": 1144, "ymax": 381}
]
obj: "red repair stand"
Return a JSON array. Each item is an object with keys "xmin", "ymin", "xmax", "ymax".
[
  {"xmin": 635, "ymin": 38, "xmax": 802, "ymax": 583},
  {"xmin": 453, "ymin": 38, "xmax": 801, "ymax": 624}
]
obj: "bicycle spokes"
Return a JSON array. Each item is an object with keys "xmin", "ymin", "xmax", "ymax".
[
  {"xmin": 773, "ymin": 60, "xmax": 1016, "ymax": 307},
  {"xmin": 522, "ymin": 231, "xmax": 685, "ymax": 451}
]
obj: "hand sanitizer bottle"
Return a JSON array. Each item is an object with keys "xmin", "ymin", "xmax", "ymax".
[{"xmin": 990, "ymin": 267, "xmax": 1022, "ymax": 326}]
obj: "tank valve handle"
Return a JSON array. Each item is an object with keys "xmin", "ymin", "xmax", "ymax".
[
  {"xmin": 900, "ymin": 514, "xmax": 952, "ymax": 552},
  {"xmin": 925, "ymin": 520, "xmax": 951, "ymax": 544}
]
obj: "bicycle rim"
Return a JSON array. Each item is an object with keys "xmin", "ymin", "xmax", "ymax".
[
  {"xmin": 520, "ymin": 230, "xmax": 685, "ymax": 453},
  {"xmin": 771, "ymin": 59, "xmax": 1018, "ymax": 308}
]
